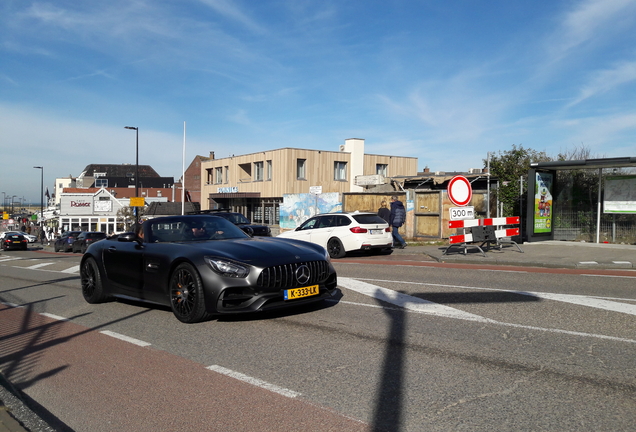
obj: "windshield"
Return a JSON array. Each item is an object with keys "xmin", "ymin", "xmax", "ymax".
[
  {"xmin": 148, "ymin": 216, "xmax": 249, "ymax": 242},
  {"xmin": 215, "ymin": 213, "xmax": 251, "ymax": 224}
]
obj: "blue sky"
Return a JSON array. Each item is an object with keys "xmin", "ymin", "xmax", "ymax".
[{"xmin": 2, "ymin": 0, "xmax": 636, "ymax": 204}]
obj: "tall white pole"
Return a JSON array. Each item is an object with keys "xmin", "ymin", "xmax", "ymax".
[
  {"xmin": 486, "ymin": 152, "xmax": 491, "ymax": 218},
  {"xmin": 182, "ymin": 121, "xmax": 186, "ymax": 215}
]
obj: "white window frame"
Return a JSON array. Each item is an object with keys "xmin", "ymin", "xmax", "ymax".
[
  {"xmin": 266, "ymin": 160, "xmax": 272, "ymax": 181},
  {"xmin": 334, "ymin": 161, "xmax": 347, "ymax": 181},
  {"xmin": 254, "ymin": 161, "xmax": 264, "ymax": 181},
  {"xmin": 297, "ymin": 159, "xmax": 306, "ymax": 180}
]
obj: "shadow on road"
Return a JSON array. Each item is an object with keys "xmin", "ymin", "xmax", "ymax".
[{"xmin": 372, "ymin": 288, "xmax": 406, "ymax": 432}]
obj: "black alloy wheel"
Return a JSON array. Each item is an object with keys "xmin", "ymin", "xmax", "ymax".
[
  {"xmin": 327, "ymin": 237, "xmax": 346, "ymax": 259},
  {"xmin": 169, "ymin": 263, "xmax": 211, "ymax": 323},
  {"xmin": 80, "ymin": 257, "xmax": 109, "ymax": 303}
]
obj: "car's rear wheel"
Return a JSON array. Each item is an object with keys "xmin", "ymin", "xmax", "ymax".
[
  {"xmin": 327, "ymin": 237, "xmax": 346, "ymax": 259},
  {"xmin": 80, "ymin": 257, "xmax": 110, "ymax": 303},
  {"xmin": 169, "ymin": 263, "xmax": 211, "ymax": 323}
]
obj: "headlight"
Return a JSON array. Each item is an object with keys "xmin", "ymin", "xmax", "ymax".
[
  {"xmin": 323, "ymin": 247, "xmax": 331, "ymax": 262},
  {"xmin": 205, "ymin": 257, "xmax": 250, "ymax": 278}
]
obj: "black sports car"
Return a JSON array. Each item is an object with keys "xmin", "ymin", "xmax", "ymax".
[{"xmin": 80, "ymin": 215, "xmax": 338, "ymax": 323}]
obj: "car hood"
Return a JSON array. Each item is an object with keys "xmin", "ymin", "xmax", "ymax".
[{"xmin": 177, "ymin": 237, "xmax": 327, "ymax": 264}]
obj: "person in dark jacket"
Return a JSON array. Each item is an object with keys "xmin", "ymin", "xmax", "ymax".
[
  {"xmin": 389, "ymin": 195, "xmax": 407, "ymax": 249},
  {"xmin": 377, "ymin": 200, "xmax": 391, "ymax": 224}
]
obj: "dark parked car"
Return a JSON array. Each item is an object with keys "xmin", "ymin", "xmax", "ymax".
[
  {"xmin": 195, "ymin": 210, "xmax": 271, "ymax": 237},
  {"xmin": 54, "ymin": 231, "xmax": 82, "ymax": 252},
  {"xmin": 79, "ymin": 215, "xmax": 337, "ymax": 323},
  {"xmin": 1, "ymin": 233, "xmax": 28, "ymax": 251},
  {"xmin": 72, "ymin": 231, "xmax": 107, "ymax": 253}
]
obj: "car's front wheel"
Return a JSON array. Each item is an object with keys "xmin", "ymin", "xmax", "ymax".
[
  {"xmin": 327, "ymin": 237, "xmax": 346, "ymax": 259},
  {"xmin": 80, "ymin": 257, "xmax": 110, "ymax": 303},
  {"xmin": 169, "ymin": 263, "xmax": 211, "ymax": 323}
]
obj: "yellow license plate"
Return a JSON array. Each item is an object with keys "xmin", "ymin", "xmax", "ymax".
[{"xmin": 284, "ymin": 285, "xmax": 319, "ymax": 300}]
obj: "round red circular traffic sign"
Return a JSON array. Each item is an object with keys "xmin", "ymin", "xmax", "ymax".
[{"xmin": 447, "ymin": 175, "xmax": 472, "ymax": 207}]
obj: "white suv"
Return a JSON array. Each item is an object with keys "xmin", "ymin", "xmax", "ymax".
[{"xmin": 278, "ymin": 212, "xmax": 392, "ymax": 258}]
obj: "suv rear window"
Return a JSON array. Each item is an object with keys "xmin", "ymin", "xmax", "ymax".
[{"xmin": 352, "ymin": 214, "xmax": 387, "ymax": 225}]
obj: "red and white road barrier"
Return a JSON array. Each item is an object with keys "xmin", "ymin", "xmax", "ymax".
[
  {"xmin": 448, "ymin": 217, "xmax": 520, "ymax": 244},
  {"xmin": 448, "ymin": 216, "xmax": 519, "ymax": 229}
]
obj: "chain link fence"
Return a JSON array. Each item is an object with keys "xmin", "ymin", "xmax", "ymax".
[{"xmin": 553, "ymin": 209, "xmax": 636, "ymax": 243}]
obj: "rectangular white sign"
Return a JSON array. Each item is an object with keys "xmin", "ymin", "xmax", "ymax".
[
  {"xmin": 449, "ymin": 206, "xmax": 475, "ymax": 220},
  {"xmin": 604, "ymin": 176, "xmax": 636, "ymax": 213}
]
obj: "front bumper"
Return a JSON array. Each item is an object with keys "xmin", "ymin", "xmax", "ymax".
[{"xmin": 214, "ymin": 272, "xmax": 338, "ymax": 314}]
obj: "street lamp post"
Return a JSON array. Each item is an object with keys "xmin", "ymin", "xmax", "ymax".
[
  {"xmin": 1, "ymin": 192, "xmax": 5, "ymax": 213},
  {"xmin": 11, "ymin": 195, "xmax": 17, "ymax": 214},
  {"xmin": 34, "ymin": 166, "xmax": 44, "ymax": 226},
  {"xmin": 124, "ymin": 126, "xmax": 139, "ymax": 225}
]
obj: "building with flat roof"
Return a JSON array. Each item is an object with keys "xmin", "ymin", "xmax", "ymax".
[{"xmin": 199, "ymin": 139, "xmax": 418, "ymax": 225}]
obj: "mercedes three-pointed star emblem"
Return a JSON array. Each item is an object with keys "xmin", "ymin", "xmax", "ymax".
[{"xmin": 295, "ymin": 265, "xmax": 311, "ymax": 285}]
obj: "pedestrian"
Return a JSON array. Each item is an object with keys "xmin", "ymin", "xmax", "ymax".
[
  {"xmin": 377, "ymin": 200, "xmax": 391, "ymax": 224},
  {"xmin": 389, "ymin": 195, "xmax": 407, "ymax": 249}
]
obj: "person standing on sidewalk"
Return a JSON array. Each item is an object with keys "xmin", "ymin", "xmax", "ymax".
[
  {"xmin": 377, "ymin": 200, "xmax": 391, "ymax": 224},
  {"xmin": 389, "ymin": 195, "xmax": 407, "ymax": 249}
]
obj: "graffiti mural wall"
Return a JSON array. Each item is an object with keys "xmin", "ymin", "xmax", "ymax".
[{"xmin": 280, "ymin": 193, "xmax": 342, "ymax": 230}]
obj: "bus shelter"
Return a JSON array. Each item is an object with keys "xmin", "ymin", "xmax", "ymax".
[{"xmin": 526, "ymin": 157, "xmax": 636, "ymax": 243}]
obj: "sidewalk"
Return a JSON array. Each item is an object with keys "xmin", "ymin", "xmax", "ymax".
[{"xmin": 391, "ymin": 239, "xmax": 636, "ymax": 270}]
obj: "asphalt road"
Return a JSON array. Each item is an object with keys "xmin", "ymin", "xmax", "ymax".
[{"xmin": 1, "ymin": 248, "xmax": 635, "ymax": 431}]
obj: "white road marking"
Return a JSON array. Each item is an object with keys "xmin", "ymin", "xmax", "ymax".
[
  {"xmin": 338, "ymin": 278, "xmax": 636, "ymax": 344},
  {"xmin": 338, "ymin": 277, "xmax": 488, "ymax": 322},
  {"xmin": 0, "ymin": 256, "xmax": 22, "ymax": 262},
  {"xmin": 100, "ymin": 330, "xmax": 152, "ymax": 347},
  {"xmin": 352, "ymin": 277, "xmax": 636, "ymax": 316},
  {"xmin": 1, "ymin": 302, "xmax": 22, "ymax": 308},
  {"xmin": 40, "ymin": 313, "xmax": 69, "ymax": 321},
  {"xmin": 582, "ymin": 274, "xmax": 636, "ymax": 279},
  {"xmin": 530, "ymin": 292, "xmax": 636, "ymax": 316},
  {"xmin": 26, "ymin": 262, "xmax": 55, "ymax": 270},
  {"xmin": 206, "ymin": 365, "xmax": 301, "ymax": 398},
  {"xmin": 61, "ymin": 265, "xmax": 80, "ymax": 273}
]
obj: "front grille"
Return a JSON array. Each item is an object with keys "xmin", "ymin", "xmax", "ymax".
[{"xmin": 257, "ymin": 260, "xmax": 330, "ymax": 289}]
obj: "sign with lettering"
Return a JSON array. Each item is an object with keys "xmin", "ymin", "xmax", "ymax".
[{"xmin": 130, "ymin": 197, "xmax": 145, "ymax": 207}]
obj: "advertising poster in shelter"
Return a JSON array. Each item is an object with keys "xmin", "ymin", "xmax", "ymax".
[
  {"xmin": 533, "ymin": 172, "xmax": 553, "ymax": 234},
  {"xmin": 604, "ymin": 176, "xmax": 636, "ymax": 213}
]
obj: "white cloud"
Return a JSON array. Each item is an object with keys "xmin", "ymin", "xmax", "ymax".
[
  {"xmin": 0, "ymin": 103, "xmax": 191, "ymax": 202},
  {"xmin": 549, "ymin": 0, "xmax": 636, "ymax": 60},
  {"xmin": 195, "ymin": 0, "xmax": 266, "ymax": 34},
  {"xmin": 567, "ymin": 61, "xmax": 636, "ymax": 107}
]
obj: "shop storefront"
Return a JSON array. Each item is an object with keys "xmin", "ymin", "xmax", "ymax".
[{"xmin": 58, "ymin": 188, "xmax": 129, "ymax": 235}]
